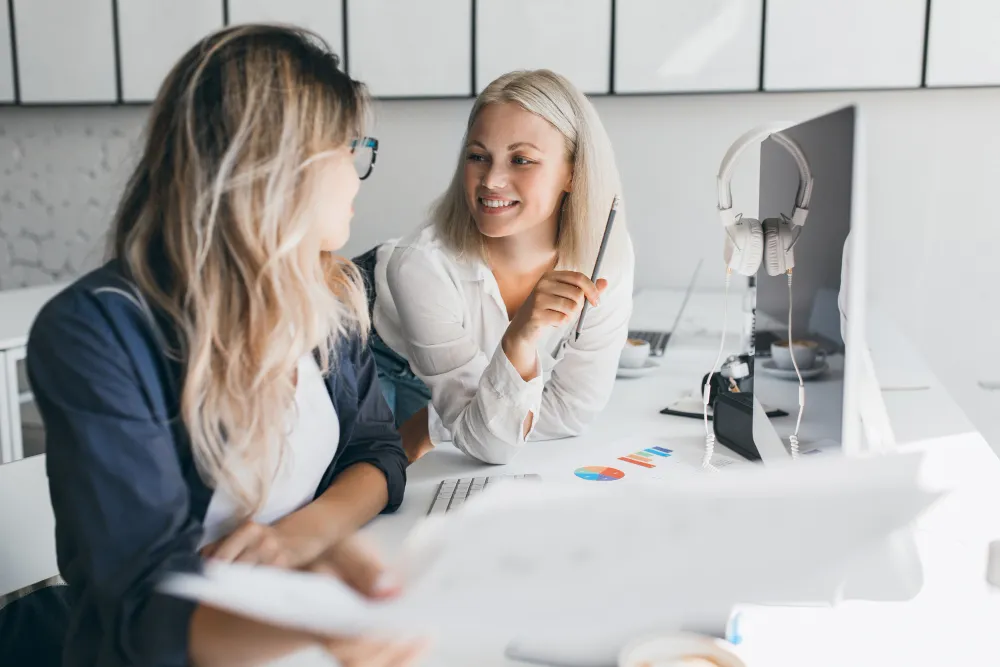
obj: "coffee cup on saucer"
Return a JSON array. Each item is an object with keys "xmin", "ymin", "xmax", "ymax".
[
  {"xmin": 771, "ymin": 339, "xmax": 825, "ymax": 371},
  {"xmin": 619, "ymin": 632, "xmax": 745, "ymax": 667},
  {"xmin": 620, "ymin": 338, "xmax": 651, "ymax": 368}
]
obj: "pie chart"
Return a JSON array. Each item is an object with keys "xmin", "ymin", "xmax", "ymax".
[{"xmin": 574, "ymin": 466, "xmax": 625, "ymax": 481}]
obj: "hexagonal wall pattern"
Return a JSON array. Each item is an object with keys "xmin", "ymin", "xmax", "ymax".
[{"xmin": 0, "ymin": 107, "xmax": 146, "ymax": 290}]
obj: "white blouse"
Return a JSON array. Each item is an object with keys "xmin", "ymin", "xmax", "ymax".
[
  {"xmin": 199, "ymin": 354, "xmax": 340, "ymax": 548},
  {"xmin": 373, "ymin": 224, "xmax": 634, "ymax": 465}
]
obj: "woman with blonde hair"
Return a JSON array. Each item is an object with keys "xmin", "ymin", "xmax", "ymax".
[
  {"xmin": 7, "ymin": 25, "xmax": 422, "ymax": 667},
  {"xmin": 358, "ymin": 69, "xmax": 634, "ymax": 465}
]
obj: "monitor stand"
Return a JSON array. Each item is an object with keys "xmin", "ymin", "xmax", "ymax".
[{"xmin": 752, "ymin": 394, "xmax": 793, "ymax": 464}]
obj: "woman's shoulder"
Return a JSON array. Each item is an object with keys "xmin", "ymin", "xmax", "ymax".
[
  {"xmin": 33, "ymin": 260, "xmax": 136, "ymax": 329},
  {"xmin": 383, "ymin": 222, "xmax": 478, "ymax": 286},
  {"xmin": 386, "ymin": 222, "xmax": 448, "ymax": 259},
  {"xmin": 30, "ymin": 260, "xmax": 171, "ymax": 363}
]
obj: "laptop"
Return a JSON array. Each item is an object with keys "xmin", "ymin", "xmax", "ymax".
[{"xmin": 627, "ymin": 259, "xmax": 703, "ymax": 356}]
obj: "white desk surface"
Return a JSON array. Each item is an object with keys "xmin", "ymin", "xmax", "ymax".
[
  {"xmin": 354, "ymin": 288, "xmax": 1000, "ymax": 667},
  {"xmin": 0, "ymin": 283, "xmax": 65, "ymax": 351}
]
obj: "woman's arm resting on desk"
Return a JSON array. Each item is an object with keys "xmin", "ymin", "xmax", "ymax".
[
  {"xmin": 201, "ymin": 463, "xmax": 389, "ymax": 568},
  {"xmin": 501, "ymin": 270, "xmax": 608, "ymax": 438},
  {"xmin": 204, "ymin": 335, "xmax": 407, "ymax": 568},
  {"xmin": 387, "ymin": 246, "xmax": 544, "ymax": 464}
]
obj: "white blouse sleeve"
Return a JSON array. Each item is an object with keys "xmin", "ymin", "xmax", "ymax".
[
  {"xmin": 529, "ymin": 241, "xmax": 635, "ymax": 440},
  {"xmin": 385, "ymin": 245, "xmax": 543, "ymax": 464}
]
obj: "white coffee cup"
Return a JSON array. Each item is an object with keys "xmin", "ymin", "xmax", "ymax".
[
  {"xmin": 620, "ymin": 338, "xmax": 651, "ymax": 368},
  {"xmin": 619, "ymin": 632, "xmax": 746, "ymax": 667},
  {"xmin": 770, "ymin": 339, "xmax": 824, "ymax": 371}
]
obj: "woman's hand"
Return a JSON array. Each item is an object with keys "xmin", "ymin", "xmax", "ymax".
[
  {"xmin": 508, "ymin": 271, "xmax": 607, "ymax": 343},
  {"xmin": 200, "ymin": 520, "xmax": 326, "ymax": 569},
  {"xmin": 201, "ymin": 462, "xmax": 392, "ymax": 569},
  {"xmin": 312, "ymin": 536, "xmax": 427, "ymax": 665},
  {"xmin": 191, "ymin": 534, "xmax": 429, "ymax": 666},
  {"xmin": 502, "ymin": 271, "xmax": 608, "ymax": 381},
  {"xmin": 320, "ymin": 636, "xmax": 428, "ymax": 667}
]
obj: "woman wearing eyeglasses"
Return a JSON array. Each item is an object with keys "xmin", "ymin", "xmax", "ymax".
[
  {"xmin": 356, "ymin": 69, "xmax": 634, "ymax": 466},
  {"xmin": 2, "ymin": 25, "xmax": 424, "ymax": 667}
]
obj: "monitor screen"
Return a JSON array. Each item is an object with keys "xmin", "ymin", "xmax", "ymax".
[{"xmin": 752, "ymin": 106, "xmax": 856, "ymax": 454}]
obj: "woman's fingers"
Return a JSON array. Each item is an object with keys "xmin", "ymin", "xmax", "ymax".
[
  {"xmin": 207, "ymin": 522, "xmax": 261, "ymax": 563},
  {"xmin": 324, "ymin": 637, "xmax": 388, "ymax": 666},
  {"xmin": 243, "ymin": 533, "xmax": 289, "ymax": 567},
  {"xmin": 202, "ymin": 522, "xmax": 293, "ymax": 567},
  {"xmin": 320, "ymin": 536, "xmax": 392, "ymax": 598},
  {"xmin": 371, "ymin": 639, "xmax": 431, "ymax": 667},
  {"xmin": 537, "ymin": 280, "xmax": 587, "ymax": 309},
  {"xmin": 541, "ymin": 271, "xmax": 603, "ymax": 306},
  {"xmin": 535, "ymin": 292, "xmax": 582, "ymax": 318},
  {"xmin": 324, "ymin": 636, "xmax": 429, "ymax": 667}
]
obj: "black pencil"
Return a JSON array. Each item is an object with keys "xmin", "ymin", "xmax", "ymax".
[{"xmin": 574, "ymin": 195, "xmax": 619, "ymax": 341}]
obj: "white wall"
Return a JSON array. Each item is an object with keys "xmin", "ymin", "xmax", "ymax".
[{"xmin": 1, "ymin": 87, "xmax": 998, "ymax": 448}]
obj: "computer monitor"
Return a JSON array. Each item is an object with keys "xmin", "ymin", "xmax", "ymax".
[
  {"xmin": 745, "ymin": 107, "xmax": 922, "ymax": 606},
  {"xmin": 749, "ymin": 105, "xmax": 889, "ymax": 460}
]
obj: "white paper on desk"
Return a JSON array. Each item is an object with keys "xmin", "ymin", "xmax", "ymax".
[{"xmin": 161, "ymin": 452, "xmax": 941, "ymax": 647}]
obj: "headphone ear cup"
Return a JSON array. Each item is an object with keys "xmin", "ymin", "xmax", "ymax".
[
  {"xmin": 724, "ymin": 218, "xmax": 763, "ymax": 277},
  {"xmin": 763, "ymin": 218, "xmax": 795, "ymax": 276}
]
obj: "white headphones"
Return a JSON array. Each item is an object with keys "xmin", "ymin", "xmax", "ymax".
[{"xmin": 716, "ymin": 123, "xmax": 814, "ymax": 278}]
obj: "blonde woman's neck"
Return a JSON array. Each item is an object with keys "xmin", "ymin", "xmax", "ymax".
[{"xmin": 484, "ymin": 213, "xmax": 559, "ymax": 277}]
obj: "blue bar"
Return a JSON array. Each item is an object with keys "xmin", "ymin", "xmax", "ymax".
[
  {"xmin": 652, "ymin": 446, "xmax": 673, "ymax": 455},
  {"xmin": 645, "ymin": 448, "xmax": 670, "ymax": 457}
]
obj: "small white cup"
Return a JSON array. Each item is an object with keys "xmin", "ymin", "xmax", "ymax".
[
  {"xmin": 619, "ymin": 632, "xmax": 745, "ymax": 667},
  {"xmin": 771, "ymin": 339, "xmax": 824, "ymax": 371},
  {"xmin": 620, "ymin": 338, "xmax": 651, "ymax": 368}
]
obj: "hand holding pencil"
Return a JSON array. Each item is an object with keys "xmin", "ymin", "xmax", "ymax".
[{"xmin": 501, "ymin": 196, "xmax": 619, "ymax": 380}]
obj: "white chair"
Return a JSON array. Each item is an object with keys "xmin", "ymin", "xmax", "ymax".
[{"xmin": 0, "ymin": 455, "xmax": 59, "ymax": 602}]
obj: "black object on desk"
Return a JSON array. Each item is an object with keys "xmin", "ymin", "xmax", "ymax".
[
  {"xmin": 659, "ymin": 366, "xmax": 788, "ymax": 421},
  {"xmin": 712, "ymin": 391, "xmax": 761, "ymax": 461}
]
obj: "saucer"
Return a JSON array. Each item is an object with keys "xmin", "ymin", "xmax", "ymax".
[
  {"xmin": 758, "ymin": 358, "xmax": 829, "ymax": 381},
  {"xmin": 616, "ymin": 359, "xmax": 657, "ymax": 379}
]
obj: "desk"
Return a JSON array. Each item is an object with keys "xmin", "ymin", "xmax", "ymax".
[
  {"xmin": 355, "ymin": 288, "xmax": 1000, "ymax": 666},
  {"xmin": 0, "ymin": 283, "xmax": 64, "ymax": 463}
]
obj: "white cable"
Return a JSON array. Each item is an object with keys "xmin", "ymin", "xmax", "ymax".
[
  {"xmin": 703, "ymin": 269, "xmax": 732, "ymax": 471},
  {"xmin": 787, "ymin": 270, "xmax": 804, "ymax": 459}
]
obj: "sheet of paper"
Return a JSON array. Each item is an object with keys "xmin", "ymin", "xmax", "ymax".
[
  {"xmin": 162, "ymin": 451, "xmax": 941, "ymax": 653},
  {"xmin": 576, "ymin": 435, "xmax": 743, "ymax": 483}
]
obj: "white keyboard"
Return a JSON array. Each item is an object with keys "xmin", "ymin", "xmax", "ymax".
[{"xmin": 427, "ymin": 474, "xmax": 542, "ymax": 515}]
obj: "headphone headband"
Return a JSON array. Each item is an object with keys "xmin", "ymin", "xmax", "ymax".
[{"xmin": 717, "ymin": 122, "xmax": 814, "ymax": 228}]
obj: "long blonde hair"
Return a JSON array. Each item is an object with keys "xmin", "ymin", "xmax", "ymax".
[
  {"xmin": 111, "ymin": 25, "xmax": 369, "ymax": 512},
  {"xmin": 434, "ymin": 69, "xmax": 627, "ymax": 272}
]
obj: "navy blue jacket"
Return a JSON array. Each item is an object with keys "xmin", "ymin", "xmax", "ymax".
[{"xmin": 26, "ymin": 260, "xmax": 407, "ymax": 667}]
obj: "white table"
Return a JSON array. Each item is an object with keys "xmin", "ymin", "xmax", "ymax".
[
  {"xmin": 0, "ymin": 283, "xmax": 64, "ymax": 463},
  {"xmin": 356, "ymin": 288, "xmax": 1000, "ymax": 667}
]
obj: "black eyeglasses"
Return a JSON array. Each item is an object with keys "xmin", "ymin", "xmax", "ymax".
[{"xmin": 350, "ymin": 136, "xmax": 378, "ymax": 180}]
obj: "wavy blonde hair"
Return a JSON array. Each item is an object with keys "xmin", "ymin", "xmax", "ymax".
[
  {"xmin": 434, "ymin": 69, "xmax": 627, "ymax": 272},
  {"xmin": 111, "ymin": 25, "xmax": 369, "ymax": 512}
]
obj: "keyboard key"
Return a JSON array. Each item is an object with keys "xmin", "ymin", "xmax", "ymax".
[{"xmin": 427, "ymin": 474, "xmax": 544, "ymax": 515}]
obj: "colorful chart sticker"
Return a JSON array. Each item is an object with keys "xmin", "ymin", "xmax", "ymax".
[
  {"xmin": 620, "ymin": 446, "xmax": 673, "ymax": 468},
  {"xmin": 574, "ymin": 466, "xmax": 625, "ymax": 481}
]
